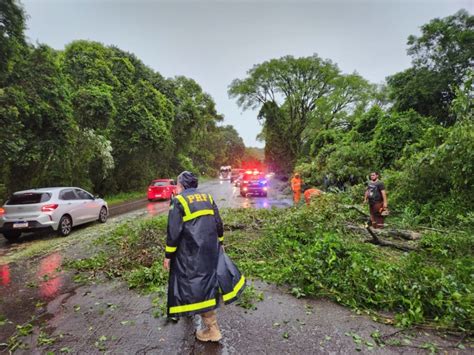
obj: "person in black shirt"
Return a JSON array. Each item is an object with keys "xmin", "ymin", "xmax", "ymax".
[{"xmin": 364, "ymin": 171, "xmax": 388, "ymax": 228}]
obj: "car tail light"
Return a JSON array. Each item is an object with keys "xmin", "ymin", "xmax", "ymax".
[
  {"xmin": 263, "ymin": 187, "xmax": 268, "ymax": 191},
  {"xmin": 0, "ymin": 208, "xmax": 4, "ymax": 215},
  {"xmin": 243, "ymin": 187, "xmax": 248, "ymax": 191},
  {"xmin": 148, "ymin": 188, "xmax": 152, "ymax": 192},
  {"xmin": 41, "ymin": 204, "xmax": 59, "ymax": 212}
]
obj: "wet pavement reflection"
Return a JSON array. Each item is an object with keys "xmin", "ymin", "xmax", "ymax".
[
  {"xmin": 0, "ymin": 264, "xmax": 10, "ymax": 286},
  {"xmin": 146, "ymin": 200, "xmax": 170, "ymax": 217},
  {"xmin": 0, "ymin": 252, "xmax": 65, "ymax": 300},
  {"xmin": 200, "ymin": 178, "xmax": 292, "ymax": 210},
  {"xmin": 37, "ymin": 252, "xmax": 63, "ymax": 299}
]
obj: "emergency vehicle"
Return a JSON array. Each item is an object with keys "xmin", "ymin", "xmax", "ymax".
[{"xmin": 240, "ymin": 171, "xmax": 268, "ymax": 197}]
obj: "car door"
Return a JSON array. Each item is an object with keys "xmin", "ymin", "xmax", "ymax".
[
  {"xmin": 74, "ymin": 189, "xmax": 100, "ymax": 222},
  {"xmin": 59, "ymin": 189, "xmax": 83, "ymax": 225}
]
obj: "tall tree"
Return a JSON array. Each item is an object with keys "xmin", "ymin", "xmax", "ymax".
[
  {"xmin": 229, "ymin": 55, "xmax": 340, "ymax": 171},
  {"xmin": 229, "ymin": 55, "xmax": 371, "ymax": 172},
  {"xmin": 388, "ymin": 10, "xmax": 474, "ymax": 125},
  {"xmin": 0, "ymin": 45, "xmax": 76, "ymax": 192},
  {"xmin": 0, "ymin": 0, "xmax": 26, "ymax": 84}
]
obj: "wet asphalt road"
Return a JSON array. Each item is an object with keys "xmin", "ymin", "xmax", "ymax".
[{"xmin": 0, "ymin": 178, "xmax": 291, "ymax": 255}]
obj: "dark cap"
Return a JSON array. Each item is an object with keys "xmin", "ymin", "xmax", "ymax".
[{"xmin": 177, "ymin": 171, "xmax": 198, "ymax": 189}]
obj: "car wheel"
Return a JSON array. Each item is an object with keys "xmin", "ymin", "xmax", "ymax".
[
  {"xmin": 3, "ymin": 231, "xmax": 21, "ymax": 242},
  {"xmin": 58, "ymin": 215, "xmax": 72, "ymax": 236},
  {"xmin": 98, "ymin": 207, "xmax": 108, "ymax": 223},
  {"xmin": 148, "ymin": 198, "xmax": 154, "ymax": 202}
]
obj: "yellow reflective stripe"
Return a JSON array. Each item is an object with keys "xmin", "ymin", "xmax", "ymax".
[
  {"xmin": 175, "ymin": 195, "xmax": 191, "ymax": 216},
  {"xmin": 209, "ymin": 194, "xmax": 214, "ymax": 204},
  {"xmin": 169, "ymin": 298, "xmax": 216, "ymax": 314},
  {"xmin": 176, "ymin": 194, "xmax": 214, "ymax": 222},
  {"xmin": 165, "ymin": 245, "xmax": 177, "ymax": 253},
  {"xmin": 223, "ymin": 275, "xmax": 245, "ymax": 302},
  {"xmin": 218, "ymin": 236, "xmax": 224, "ymax": 242},
  {"xmin": 182, "ymin": 209, "xmax": 214, "ymax": 222}
]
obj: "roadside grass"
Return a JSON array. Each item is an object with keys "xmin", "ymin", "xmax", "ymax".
[{"xmin": 105, "ymin": 190, "xmax": 146, "ymax": 206}]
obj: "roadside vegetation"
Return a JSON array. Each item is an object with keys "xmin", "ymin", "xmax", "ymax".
[
  {"xmin": 222, "ymin": 200, "xmax": 473, "ymax": 333},
  {"xmin": 105, "ymin": 191, "xmax": 146, "ymax": 206}
]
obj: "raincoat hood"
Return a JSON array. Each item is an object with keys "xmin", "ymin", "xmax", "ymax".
[{"xmin": 178, "ymin": 171, "xmax": 198, "ymax": 189}]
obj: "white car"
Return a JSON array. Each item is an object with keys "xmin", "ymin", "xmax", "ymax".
[{"xmin": 0, "ymin": 187, "xmax": 108, "ymax": 241}]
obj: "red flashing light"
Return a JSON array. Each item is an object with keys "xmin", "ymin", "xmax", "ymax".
[{"xmin": 41, "ymin": 204, "xmax": 58, "ymax": 212}]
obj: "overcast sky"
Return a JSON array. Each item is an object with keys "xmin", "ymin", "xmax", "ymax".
[{"xmin": 22, "ymin": 0, "xmax": 472, "ymax": 148}]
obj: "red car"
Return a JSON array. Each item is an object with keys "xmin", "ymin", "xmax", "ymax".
[{"xmin": 147, "ymin": 179, "xmax": 177, "ymax": 201}]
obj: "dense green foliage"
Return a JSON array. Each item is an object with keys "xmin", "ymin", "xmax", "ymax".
[
  {"xmin": 0, "ymin": 0, "xmax": 245, "ymax": 198},
  {"xmin": 230, "ymin": 10, "xmax": 473, "ymax": 227},
  {"xmin": 221, "ymin": 200, "xmax": 473, "ymax": 332}
]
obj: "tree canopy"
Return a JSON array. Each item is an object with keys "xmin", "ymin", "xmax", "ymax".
[{"xmin": 0, "ymin": 0, "xmax": 246, "ymax": 197}]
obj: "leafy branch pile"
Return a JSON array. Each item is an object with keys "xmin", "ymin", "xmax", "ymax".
[
  {"xmin": 221, "ymin": 197, "xmax": 473, "ymax": 333},
  {"xmin": 67, "ymin": 215, "xmax": 262, "ymax": 314},
  {"xmin": 68, "ymin": 217, "xmax": 168, "ymax": 290}
]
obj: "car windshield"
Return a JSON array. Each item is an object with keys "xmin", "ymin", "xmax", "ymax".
[
  {"xmin": 243, "ymin": 173, "xmax": 264, "ymax": 181},
  {"xmin": 6, "ymin": 192, "xmax": 51, "ymax": 205},
  {"xmin": 152, "ymin": 181, "xmax": 169, "ymax": 187}
]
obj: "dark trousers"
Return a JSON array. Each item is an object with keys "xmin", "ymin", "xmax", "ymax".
[{"xmin": 369, "ymin": 202, "xmax": 384, "ymax": 228}]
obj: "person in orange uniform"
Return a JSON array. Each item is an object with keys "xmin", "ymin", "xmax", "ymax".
[
  {"xmin": 290, "ymin": 173, "xmax": 303, "ymax": 204},
  {"xmin": 304, "ymin": 188, "xmax": 323, "ymax": 206}
]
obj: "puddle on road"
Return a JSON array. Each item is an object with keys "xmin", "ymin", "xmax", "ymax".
[
  {"xmin": 36, "ymin": 252, "xmax": 63, "ymax": 299},
  {"xmin": 0, "ymin": 252, "xmax": 65, "ymax": 299},
  {"xmin": 0, "ymin": 251, "xmax": 70, "ymax": 344},
  {"xmin": 146, "ymin": 201, "xmax": 170, "ymax": 217},
  {"xmin": 0, "ymin": 264, "xmax": 10, "ymax": 286}
]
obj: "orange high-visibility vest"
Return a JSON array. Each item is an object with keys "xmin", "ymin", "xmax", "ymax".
[
  {"xmin": 304, "ymin": 188, "xmax": 322, "ymax": 205},
  {"xmin": 291, "ymin": 177, "xmax": 302, "ymax": 192}
]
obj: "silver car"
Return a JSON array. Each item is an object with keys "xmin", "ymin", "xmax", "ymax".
[{"xmin": 0, "ymin": 187, "xmax": 108, "ymax": 241}]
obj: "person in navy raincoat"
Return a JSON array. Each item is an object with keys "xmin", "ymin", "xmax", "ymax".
[{"xmin": 163, "ymin": 171, "xmax": 246, "ymax": 342}]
